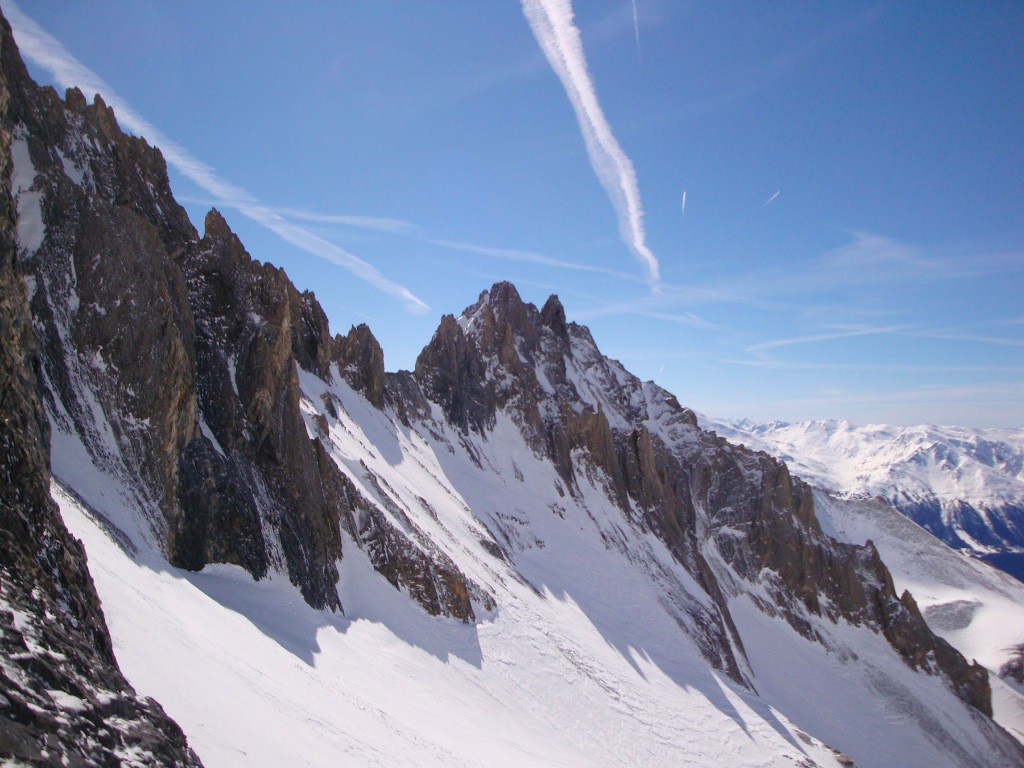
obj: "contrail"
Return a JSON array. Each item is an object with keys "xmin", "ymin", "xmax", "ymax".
[
  {"xmin": 681, "ymin": 190, "xmax": 687, "ymax": 220},
  {"xmin": 521, "ymin": 0, "xmax": 661, "ymax": 287},
  {"xmin": 274, "ymin": 208, "xmax": 418, "ymax": 235},
  {"xmin": 2, "ymin": 1, "xmax": 429, "ymax": 315},
  {"xmin": 631, "ymin": 0, "xmax": 642, "ymax": 63},
  {"xmin": 429, "ymin": 239, "xmax": 641, "ymax": 282},
  {"xmin": 764, "ymin": 190, "xmax": 781, "ymax": 207}
]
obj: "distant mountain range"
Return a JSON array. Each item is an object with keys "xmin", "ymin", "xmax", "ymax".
[{"xmin": 701, "ymin": 418, "xmax": 1024, "ymax": 580}]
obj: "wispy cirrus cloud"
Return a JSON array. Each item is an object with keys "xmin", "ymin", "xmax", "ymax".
[
  {"xmin": 721, "ymin": 359, "xmax": 1024, "ymax": 374},
  {"xmin": 3, "ymin": 1, "xmax": 429, "ymax": 314},
  {"xmin": 574, "ymin": 303, "xmax": 716, "ymax": 329},
  {"xmin": 806, "ymin": 232, "xmax": 1024, "ymax": 289},
  {"xmin": 794, "ymin": 380, "xmax": 1024, "ymax": 411},
  {"xmin": 178, "ymin": 195, "xmax": 419, "ymax": 236},
  {"xmin": 185, "ymin": 192, "xmax": 648, "ymax": 285},
  {"xmin": 745, "ymin": 322, "xmax": 1024, "ymax": 357},
  {"xmin": 521, "ymin": 0, "xmax": 660, "ymax": 287},
  {"xmin": 428, "ymin": 239, "xmax": 641, "ymax": 282},
  {"xmin": 745, "ymin": 324, "xmax": 914, "ymax": 353},
  {"xmin": 750, "ymin": 380, "xmax": 1024, "ymax": 428},
  {"xmin": 904, "ymin": 331, "xmax": 1024, "ymax": 349},
  {"xmin": 678, "ymin": 231, "xmax": 1023, "ymax": 309},
  {"xmin": 270, "ymin": 208, "xmax": 419, "ymax": 235}
]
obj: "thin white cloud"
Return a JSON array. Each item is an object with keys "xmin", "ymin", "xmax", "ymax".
[
  {"xmin": 746, "ymin": 324, "xmax": 913, "ymax": 353},
  {"xmin": 739, "ymin": 380, "xmax": 1024, "ymax": 428},
  {"xmin": 694, "ymin": 232, "xmax": 1023, "ymax": 307},
  {"xmin": 764, "ymin": 190, "xmax": 780, "ymax": 207},
  {"xmin": 521, "ymin": 0, "xmax": 661, "ymax": 286},
  {"xmin": 721, "ymin": 359, "xmax": 1024, "ymax": 374},
  {"xmin": 178, "ymin": 195, "xmax": 419, "ymax": 236},
  {"xmin": 797, "ymin": 380, "xmax": 1024, "ymax": 409},
  {"xmin": 572, "ymin": 296, "xmax": 718, "ymax": 329},
  {"xmin": 630, "ymin": 0, "xmax": 642, "ymax": 62},
  {"xmin": 903, "ymin": 331, "xmax": 1024, "ymax": 348},
  {"xmin": 429, "ymin": 238, "xmax": 641, "ymax": 281},
  {"xmin": 274, "ymin": 208, "xmax": 419, "ymax": 235},
  {"xmin": 3, "ymin": 1, "xmax": 429, "ymax": 314},
  {"xmin": 572, "ymin": 286, "xmax": 759, "ymax": 326},
  {"xmin": 746, "ymin": 322, "xmax": 1024, "ymax": 357},
  {"xmin": 639, "ymin": 309, "xmax": 715, "ymax": 328},
  {"xmin": 811, "ymin": 232, "xmax": 1021, "ymax": 285}
]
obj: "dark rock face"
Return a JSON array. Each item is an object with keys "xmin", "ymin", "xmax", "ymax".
[
  {"xmin": 339, "ymin": 472, "xmax": 482, "ymax": 622},
  {"xmin": 410, "ymin": 282, "xmax": 993, "ymax": 713},
  {"xmin": 415, "ymin": 314, "xmax": 495, "ymax": 434},
  {"xmin": 0, "ymin": 16, "xmax": 202, "ymax": 765},
  {"xmin": 702, "ymin": 448, "xmax": 991, "ymax": 712},
  {"xmin": 1000, "ymin": 645, "xmax": 1024, "ymax": 686},
  {"xmin": 334, "ymin": 323, "xmax": 386, "ymax": 407},
  {"xmin": 176, "ymin": 210, "xmax": 344, "ymax": 609},
  {"xmin": 4, "ymin": 12, "xmax": 481, "ymax": 622}
]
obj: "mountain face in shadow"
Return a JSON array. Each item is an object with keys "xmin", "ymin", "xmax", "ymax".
[{"xmin": 0, "ymin": 16, "xmax": 202, "ymax": 766}]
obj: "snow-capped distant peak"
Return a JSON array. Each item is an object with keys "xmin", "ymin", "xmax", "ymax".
[{"xmin": 702, "ymin": 416, "xmax": 1024, "ymax": 578}]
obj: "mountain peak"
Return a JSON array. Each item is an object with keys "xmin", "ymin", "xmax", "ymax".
[
  {"xmin": 469, "ymin": 281, "xmax": 532, "ymax": 329},
  {"xmin": 333, "ymin": 323, "xmax": 386, "ymax": 407},
  {"xmin": 203, "ymin": 207, "xmax": 232, "ymax": 240},
  {"xmin": 64, "ymin": 85, "xmax": 87, "ymax": 110},
  {"xmin": 7, "ymin": 13, "xmax": 1020, "ymax": 761},
  {"xmin": 485, "ymin": 280, "xmax": 523, "ymax": 305},
  {"xmin": 540, "ymin": 293, "xmax": 569, "ymax": 341}
]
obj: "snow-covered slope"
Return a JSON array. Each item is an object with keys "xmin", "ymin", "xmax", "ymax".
[
  {"xmin": 702, "ymin": 418, "xmax": 1024, "ymax": 578},
  {"xmin": 38, "ymin": 278, "xmax": 1020, "ymax": 766},
  {"xmin": 50, "ymin": 368, "xmax": 1018, "ymax": 767},
  {"xmin": 814, "ymin": 491, "xmax": 1024, "ymax": 743},
  {"xmin": 50, "ymin": 391, "xmax": 845, "ymax": 768}
]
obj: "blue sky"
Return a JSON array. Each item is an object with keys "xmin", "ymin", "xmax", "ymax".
[{"xmin": 7, "ymin": 1, "xmax": 1022, "ymax": 427}]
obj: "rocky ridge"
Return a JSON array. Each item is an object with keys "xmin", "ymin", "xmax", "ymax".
[
  {"xmin": 5, "ymin": 18, "xmax": 484, "ymax": 621},
  {"xmin": 0, "ymin": 16, "xmax": 201, "ymax": 765},
  {"xmin": 410, "ymin": 283, "xmax": 993, "ymax": 712}
]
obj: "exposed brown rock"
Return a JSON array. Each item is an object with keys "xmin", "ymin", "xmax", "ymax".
[
  {"xmin": 334, "ymin": 323, "xmax": 386, "ymax": 407},
  {"xmin": 0, "ymin": 13, "xmax": 202, "ymax": 764},
  {"xmin": 6, "ymin": 21, "xmax": 485, "ymax": 626},
  {"xmin": 414, "ymin": 313, "xmax": 494, "ymax": 433},
  {"xmin": 409, "ymin": 281, "xmax": 999, "ymax": 712}
]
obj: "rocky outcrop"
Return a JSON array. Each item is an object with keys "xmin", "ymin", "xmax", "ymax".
[
  {"xmin": 340, "ymin": 472, "xmax": 482, "ymax": 622},
  {"xmin": 703, "ymin": 418, "xmax": 1024, "ymax": 583},
  {"xmin": 696, "ymin": 445, "xmax": 992, "ymax": 712},
  {"xmin": 1000, "ymin": 645, "xmax": 1024, "ymax": 686},
  {"xmin": 0, "ymin": 14, "xmax": 202, "ymax": 764},
  {"xmin": 334, "ymin": 323, "xmax": 386, "ymax": 407},
  {"xmin": 3, "ymin": 13, "xmax": 482, "ymax": 622},
  {"xmin": 409, "ymin": 282, "xmax": 995, "ymax": 713},
  {"xmin": 177, "ymin": 209, "xmax": 344, "ymax": 609},
  {"xmin": 414, "ymin": 314, "xmax": 495, "ymax": 434}
]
